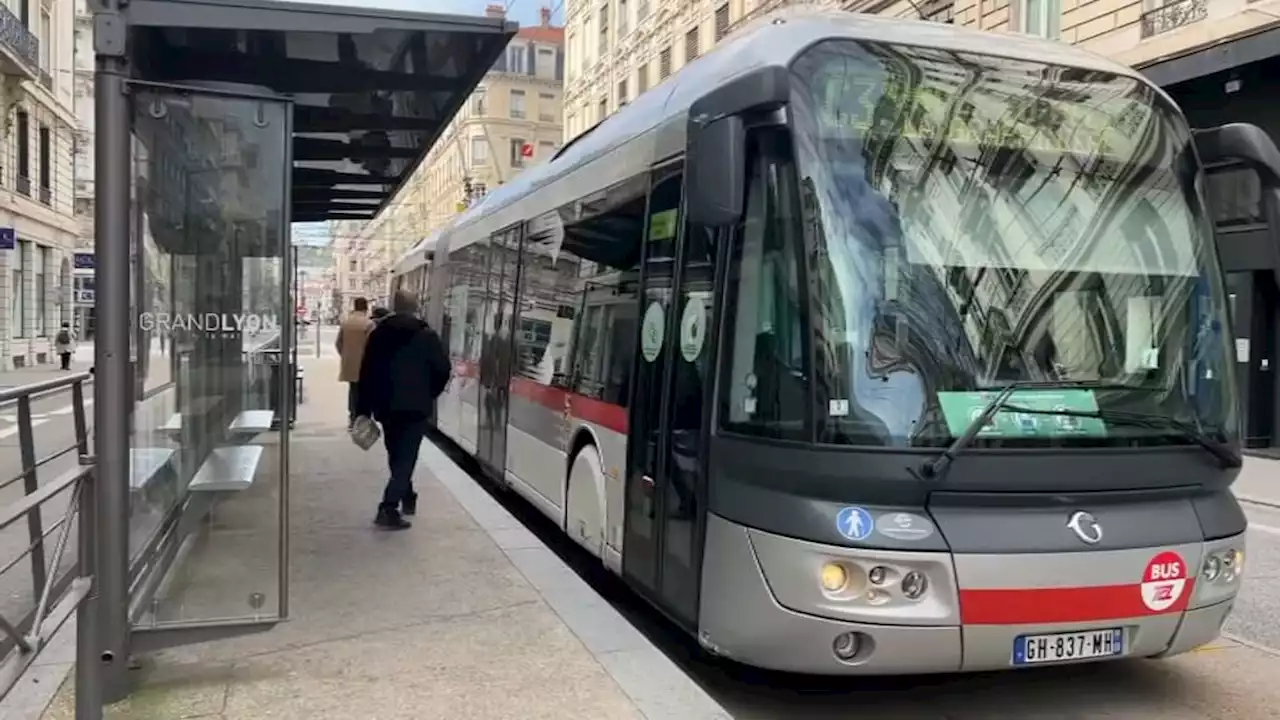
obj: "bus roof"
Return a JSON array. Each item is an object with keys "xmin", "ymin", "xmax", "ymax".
[
  {"xmin": 417, "ymin": 8, "xmax": 1148, "ymax": 263},
  {"xmin": 391, "ymin": 229, "xmax": 445, "ymax": 276}
]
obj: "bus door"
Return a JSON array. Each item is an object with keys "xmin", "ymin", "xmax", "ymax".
[
  {"xmin": 477, "ymin": 225, "xmax": 523, "ymax": 477},
  {"xmin": 622, "ymin": 163, "xmax": 720, "ymax": 628}
]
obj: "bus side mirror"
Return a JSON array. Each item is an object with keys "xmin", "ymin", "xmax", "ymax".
[
  {"xmin": 686, "ymin": 115, "xmax": 746, "ymax": 228},
  {"xmin": 1194, "ymin": 123, "xmax": 1280, "ymax": 285}
]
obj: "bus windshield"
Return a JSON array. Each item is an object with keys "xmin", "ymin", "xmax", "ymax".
[{"xmin": 785, "ymin": 40, "xmax": 1238, "ymax": 449}]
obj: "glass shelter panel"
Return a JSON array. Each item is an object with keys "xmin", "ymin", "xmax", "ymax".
[{"xmin": 129, "ymin": 87, "xmax": 290, "ymax": 625}]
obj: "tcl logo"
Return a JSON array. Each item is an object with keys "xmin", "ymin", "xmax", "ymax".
[{"xmin": 1148, "ymin": 561, "xmax": 1183, "ymax": 581}]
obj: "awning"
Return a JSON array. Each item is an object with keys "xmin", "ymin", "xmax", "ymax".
[{"xmin": 126, "ymin": 0, "xmax": 515, "ymax": 224}]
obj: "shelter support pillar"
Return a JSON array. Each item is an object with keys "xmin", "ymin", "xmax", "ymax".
[{"xmin": 93, "ymin": 1, "xmax": 135, "ymax": 703}]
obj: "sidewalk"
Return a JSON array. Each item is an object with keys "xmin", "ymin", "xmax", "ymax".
[
  {"xmin": 1234, "ymin": 455, "xmax": 1280, "ymax": 508},
  {"xmin": 0, "ymin": 345, "xmax": 175, "ymax": 393},
  {"xmin": 36, "ymin": 355, "xmax": 729, "ymax": 720}
]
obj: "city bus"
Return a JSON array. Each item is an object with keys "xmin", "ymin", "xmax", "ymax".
[{"xmin": 392, "ymin": 8, "xmax": 1280, "ymax": 675}]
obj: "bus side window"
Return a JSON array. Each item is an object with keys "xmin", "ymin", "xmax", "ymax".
[
  {"xmin": 718, "ymin": 131, "xmax": 810, "ymax": 441},
  {"xmin": 559, "ymin": 176, "xmax": 647, "ymax": 407}
]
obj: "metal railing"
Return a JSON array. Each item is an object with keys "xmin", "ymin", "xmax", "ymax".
[
  {"xmin": 1141, "ymin": 0, "xmax": 1208, "ymax": 38},
  {"xmin": 0, "ymin": 372, "xmax": 99, "ymax": 717},
  {"xmin": 0, "ymin": 4, "xmax": 38, "ymax": 70}
]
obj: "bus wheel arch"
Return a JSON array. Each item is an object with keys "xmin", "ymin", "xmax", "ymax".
[{"xmin": 565, "ymin": 430, "xmax": 607, "ymax": 559}]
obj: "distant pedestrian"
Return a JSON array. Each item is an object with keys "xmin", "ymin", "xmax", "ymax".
[
  {"xmin": 336, "ymin": 297, "xmax": 375, "ymax": 429},
  {"xmin": 54, "ymin": 323, "xmax": 75, "ymax": 370},
  {"xmin": 354, "ymin": 290, "xmax": 451, "ymax": 530}
]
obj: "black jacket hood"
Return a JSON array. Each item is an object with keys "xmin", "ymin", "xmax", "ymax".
[{"xmin": 379, "ymin": 313, "xmax": 428, "ymax": 335}]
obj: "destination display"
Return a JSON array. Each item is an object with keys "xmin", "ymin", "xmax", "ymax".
[{"xmin": 935, "ymin": 389, "xmax": 1108, "ymax": 438}]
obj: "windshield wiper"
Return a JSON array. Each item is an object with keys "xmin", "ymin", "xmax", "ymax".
[
  {"xmin": 914, "ymin": 380, "xmax": 1157, "ymax": 483},
  {"xmin": 1000, "ymin": 404, "xmax": 1242, "ymax": 469}
]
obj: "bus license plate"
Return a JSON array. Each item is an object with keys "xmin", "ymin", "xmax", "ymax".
[{"xmin": 1013, "ymin": 629, "xmax": 1124, "ymax": 665}]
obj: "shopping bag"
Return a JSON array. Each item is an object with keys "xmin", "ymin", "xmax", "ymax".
[{"xmin": 349, "ymin": 415, "xmax": 381, "ymax": 451}]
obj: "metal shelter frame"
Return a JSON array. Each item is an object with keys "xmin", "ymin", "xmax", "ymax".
[{"xmin": 80, "ymin": 0, "xmax": 515, "ymax": 715}]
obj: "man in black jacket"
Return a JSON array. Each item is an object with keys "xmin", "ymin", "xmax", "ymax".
[{"xmin": 355, "ymin": 290, "xmax": 451, "ymax": 529}]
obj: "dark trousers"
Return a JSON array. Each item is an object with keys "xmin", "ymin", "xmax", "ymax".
[
  {"xmin": 346, "ymin": 382, "xmax": 359, "ymax": 422},
  {"xmin": 59, "ymin": 352, "xmax": 71, "ymax": 370},
  {"xmin": 379, "ymin": 413, "xmax": 427, "ymax": 510}
]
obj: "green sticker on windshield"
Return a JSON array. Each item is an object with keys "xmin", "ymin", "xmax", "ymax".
[
  {"xmin": 649, "ymin": 209, "xmax": 677, "ymax": 241},
  {"xmin": 936, "ymin": 390, "xmax": 1108, "ymax": 438}
]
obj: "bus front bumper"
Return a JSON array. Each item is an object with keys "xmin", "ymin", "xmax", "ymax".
[{"xmin": 696, "ymin": 514, "xmax": 1240, "ymax": 675}]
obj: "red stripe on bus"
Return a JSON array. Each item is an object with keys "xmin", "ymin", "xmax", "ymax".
[
  {"xmin": 448, "ymin": 360, "xmax": 628, "ymax": 433},
  {"xmin": 958, "ymin": 582, "xmax": 1194, "ymax": 625},
  {"xmin": 507, "ymin": 376, "xmax": 629, "ymax": 434}
]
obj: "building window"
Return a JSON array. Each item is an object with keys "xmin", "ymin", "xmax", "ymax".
[
  {"xmin": 539, "ymin": 92, "xmax": 556, "ymax": 122},
  {"xmin": 1020, "ymin": 0, "xmax": 1061, "ymax": 39},
  {"xmin": 470, "ymin": 137, "xmax": 488, "ymax": 165},
  {"xmin": 617, "ymin": 79, "xmax": 628, "ymax": 106},
  {"xmin": 659, "ymin": 47, "xmax": 672, "ymax": 79},
  {"xmin": 510, "ymin": 89, "xmax": 526, "ymax": 119},
  {"xmin": 921, "ymin": 0, "xmax": 956, "ymax": 23},
  {"xmin": 1140, "ymin": 0, "xmax": 1208, "ymax": 37},
  {"xmin": 510, "ymin": 138, "xmax": 528, "ymax": 168},
  {"xmin": 38, "ymin": 8, "xmax": 50, "ymax": 71},
  {"xmin": 539, "ymin": 140, "xmax": 556, "ymax": 156},
  {"xmin": 637, "ymin": 64, "xmax": 649, "ymax": 94},
  {"xmin": 537, "ymin": 47, "xmax": 554, "ymax": 76},
  {"xmin": 349, "ymin": 260, "xmax": 357, "ymax": 272},
  {"xmin": 685, "ymin": 27, "xmax": 700, "ymax": 63},
  {"xmin": 598, "ymin": 97, "xmax": 608, "ymax": 122},
  {"xmin": 599, "ymin": 6, "xmax": 609, "ymax": 54},
  {"xmin": 16, "ymin": 110, "xmax": 30, "ymax": 196},
  {"xmin": 38, "ymin": 125, "xmax": 50, "ymax": 205},
  {"xmin": 472, "ymin": 88, "xmax": 487, "ymax": 115},
  {"xmin": 715, "ymin": 4, "xmax": 730, "ymax": 41},
  {"xmin": 619, "ymin": 0, "xmax": 629, "ymax": 36},
  {"xmin": 36, "ymin": 247, "xmax": 48, "ymax": 337},
  {"xmin": 507, "ymin": 44, "xmax": 527, "ymax": 74},
  {"xmin": 12, "ymin": 241, "xmax": 25, "ymax": 339},
  {"xmin": 637, "ymin": 0, "xmax": 649, "ymax": 23}
]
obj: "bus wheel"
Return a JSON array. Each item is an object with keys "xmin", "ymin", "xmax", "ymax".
[{"xmin": 566, "ymin": 444, "xmax": 606, "ymax": 560}]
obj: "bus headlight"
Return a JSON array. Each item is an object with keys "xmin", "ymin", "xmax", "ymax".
[
  {"xmin": 901, "ymin": 571, "xmax": 929, "ymax": 600},
  {"xmin": 1202, "ymin": 548, "xmax": 1244, "ymax": 585},
  {"xmin": 1202, "ymin": 554, "xmax": 1221, "ymax": 582},
  {"xmin": 820, "ymin": 562, "xmax": 849, "ymax": 592}
]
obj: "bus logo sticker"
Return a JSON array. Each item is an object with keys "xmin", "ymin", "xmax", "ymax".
[
  {"xmin": 875, "ymin": 512, "xmax": 934, "ymax": 542},
  {"xmin": 679, "ymin": 297, "xmax": 706, "ymax": 362},
  {"xmin": 835, "ymin": 506, "xmax": 874, "ymax": 542},
  {"xmin": 641, "ymin": 301, "xmax": 665, "ymax": 363},
  {"xmin": 1141, "ymin": 551, "xmax": 1188, "ymax": 612}
]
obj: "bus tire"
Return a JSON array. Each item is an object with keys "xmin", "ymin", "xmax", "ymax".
[{"xmin": 566, "ymin": 443, "xmax": 607, "ymax": 560}]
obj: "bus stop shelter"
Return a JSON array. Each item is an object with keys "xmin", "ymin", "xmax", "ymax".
[{"xmin": 76, "ymin": 0, "xmax": 514, "ymax": 715}]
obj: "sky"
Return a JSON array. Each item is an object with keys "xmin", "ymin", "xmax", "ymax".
[{"xmin": 288, "ymin": 0, "xmax": 563, "ymax": 247}]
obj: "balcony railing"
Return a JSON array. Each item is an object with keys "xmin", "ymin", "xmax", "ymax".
[
  {"xmin": 1141, "ymin": 0, "xmax": 1208, "ymax": 38},
  {"xmin": 0, "ymin": 5, "xmax": 38, "ymax": 71}
]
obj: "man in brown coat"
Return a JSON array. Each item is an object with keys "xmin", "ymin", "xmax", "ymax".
[{"xmin": 336, "ymin": 297, "xmax": 375, "ymax": 428}]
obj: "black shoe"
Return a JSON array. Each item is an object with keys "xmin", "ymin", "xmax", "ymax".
[
  {"xmin": 402, "ymin": 491, "xmax": 418, "ymax": 516},
  {"xmin": 374, "ymin": 507, "xmax": 411, "ymax": 530}
]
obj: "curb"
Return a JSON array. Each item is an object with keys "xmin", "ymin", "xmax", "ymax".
[
  {"xmin": 418, "ymin": 441, "xmax": 734, "ymax": 720},
  {"xmin": 1236, "ymin": 493, "xmax": 1280, "ymax": 511}
]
